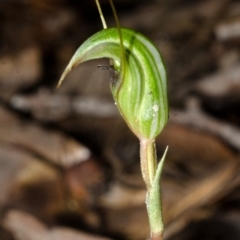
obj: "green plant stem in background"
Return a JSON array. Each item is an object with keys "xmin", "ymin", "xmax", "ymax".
[{"xmin": 57, "ymin": 1, "xmax": 169, "ymax": 239}]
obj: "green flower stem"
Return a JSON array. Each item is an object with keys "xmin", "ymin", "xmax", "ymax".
[
  {"xmin": 140, "ymin": 139, "xmax": 157, "ymax": 191},
  {"xmin": 141, "ymin": 141, "xmax": 168, "ymax": 240}
]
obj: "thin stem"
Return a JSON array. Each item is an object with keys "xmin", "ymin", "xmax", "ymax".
[
  {"xmin": 140, "ymin": 141, "xmax": 167, "ymax": 240},
  {"xmin": 109, "ymin": 0, "xmax": 126, "ymax": 75},
  {"xmin": 95, "ymin": 0, "xmax": 107, "ymax": 29},
  {"xmin": 109, "ymin": 0, "xmax": 125, "ymax": 61},
  {"xmin": 140, "ymin": 139, "xmax": 157, "ymax": 190}
]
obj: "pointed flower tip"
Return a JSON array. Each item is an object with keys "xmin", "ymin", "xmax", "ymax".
[
  {"xmin": 56, "ymin": 81, "xmax": 61, "ymax": 89},
  {"xmin": 56, "ymin": 68, "xmax": 71, "ymax": 89}
]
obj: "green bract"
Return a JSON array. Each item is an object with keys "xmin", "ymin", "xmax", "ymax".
[{"xmin": 58, "ymin": 28, "xmax": 168, "ymax": 140}]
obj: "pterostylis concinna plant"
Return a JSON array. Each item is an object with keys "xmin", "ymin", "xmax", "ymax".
[{"xmin": 57, "ymin": 1, "xmax": 169, "ymax": 239}]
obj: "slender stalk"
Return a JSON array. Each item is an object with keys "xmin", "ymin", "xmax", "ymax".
[
  {"xmin": 108, "ymin": 0, "xmax": 126, "ymax": 71},
  {"xmin": 140, "ymin": 139, "xmax": 157, "ymax": 190},
  {"xmin": 95, "ymin": 0, "xmax": 107, "ymax": 29},
  {"xmin": 140, "ymin": 140, "xmax": 167, "ymax": 240}
]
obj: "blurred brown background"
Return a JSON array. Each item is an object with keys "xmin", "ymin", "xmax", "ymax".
[{"xmin": 1, "ymin": 0, "xmax": 240, "ymax": 239}]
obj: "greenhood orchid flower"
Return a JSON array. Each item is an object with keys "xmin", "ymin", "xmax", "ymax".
[{"xmin": 58, "ymin": 27, "xmax": 168, "ymax": 141}]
